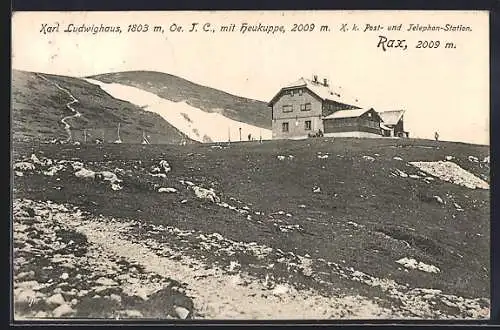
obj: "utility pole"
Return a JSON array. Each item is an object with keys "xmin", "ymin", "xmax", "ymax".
[
  {"xmin": 239, "ymin": 127, "xmax": 242, "ymax": 142},
  {"xmin": 142, "ymin": 131, "xmax": 151, "ymax": 144},
  {"xmin": 115, "ymin": 122, "xmax": 122, "ymax": 143}
]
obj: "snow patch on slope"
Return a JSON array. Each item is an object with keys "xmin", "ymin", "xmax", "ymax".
[
  {"xmin": 84, "ymin": 79, "xmax": 272, "ymax": 143},
  {"xmin": 409, "ymin": 161, "xmax": 489, "ymax": 190}
]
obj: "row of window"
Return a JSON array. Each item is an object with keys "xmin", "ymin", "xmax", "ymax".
[
  {"xmin": 282, "ymin": 120, "xmax": 312, "ymax": 132},
  {"xmin": 287, "ymin": 88, "xmax": 304, "ymax": 97},
  {"xmin": 283, "ymin": 103, "xmax": 312, "ymax": 113},
  {"xmin": 328, "ymin": 119, "xmax": 380, "ymax": 128}
]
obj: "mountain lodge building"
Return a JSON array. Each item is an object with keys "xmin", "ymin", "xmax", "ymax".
[{"xmin": 268, "ymin": 76, "xmax": 408, "ymax": 139}]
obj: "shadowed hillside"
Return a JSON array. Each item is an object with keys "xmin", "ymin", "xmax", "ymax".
[
  {"xmin": 89, "ymin": 71, "xmax": 271, "ymax": 130},
  {"xmin": 11, "ymin": 70, "xmax": 193, "ymax": 144}
]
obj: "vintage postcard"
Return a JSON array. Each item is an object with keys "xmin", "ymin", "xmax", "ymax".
[{"xmin": 11, "ymin": 10, "xmax": 490, "ymax": 321}]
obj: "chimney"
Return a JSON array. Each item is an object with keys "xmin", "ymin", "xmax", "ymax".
[
  {"xmin": 313, "ymin": 75, "xmax": 318, "ymax": 83},
  {"xmin": 323, "ymin": 78, "xmax": 328, "ymax": 87}
]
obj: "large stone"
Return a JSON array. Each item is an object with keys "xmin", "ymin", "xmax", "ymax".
[
  {"xmin": 77, "ymin": 290, "xmax": 89, "ymax": 297},
  {"xmin": 52, "ymin": 304, "xmax": 74, "ymax": 318},
  {"xmin": 94, "ymin": 286, "xmax": 109, "ymax": 293},
  {"xmin": 13, "ymin": 162, "xmax": 35, "ymax": 172},
  {"xmin": 362, "ymin": 155, "xmax": 375, "ymax": 161},
  {"xmin": 272, "ymin": 284, "xmax": 290, "ymax": 296},
  {"xmin": 433, "ymin": 195, "xmax": 444, "ymax": 204},
  {"xmin": 74, "ymin": 168, "xmax": 96, "ymax": 180},
  {"xmin": 16, "ymin": 280, "xmax": 40, "ymax": 290},
  {"xmin": 70, "ymin": 161, "xmax": 84, "ymax": 170},
  {"xmin": 30, "ymin": 154, "xmax": 40, "ymax": 164},
  {"xmin": 111, "ymin": 183, "xmax": 123, "ymax": 191},
  {"xmin": 46, "ymin": 293, "xmax": 66, "ymax": 306},
  {"xmin": 174, "ymin": 306, "xmax": 190, "ymax": 319},
  {"xmin": 159, "ymin": 160, "xmax": 171, "ymax": 174},
  {"xmin": 95, "ymin": 277, "xmax": 118, "ymax": 286},
  {"xmin": 15, "ymin": 289, "xmax": 37, "ymax": 305},
  {"xmin": 192, "ymin": 186, "xmax": 220, "ymax": 203},
  {"xmin": 43, "ymin": 164, "xmax": 65, "ymax": 176},
  {"xmin": 109, "ymin": 294, "xmax": 122, "ymax": 303},
  {"xmin": 158, "ymin": 187, "xmax": 177, "ymax": 193},
  {"xmin": 98, "ymin": 171, "xmax": 122, "ymax": 183}
]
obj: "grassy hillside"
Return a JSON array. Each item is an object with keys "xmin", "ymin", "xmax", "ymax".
[
  {"xmin": 89, "ymin": 71, "xmax": 271, "ymax": 130},
  {"xmin": 12, "ymin": 137, "xmax": 490, "ymax": 319},
  {"xmin": 11, "ymin": 70, "xmax": 193, "ymax": 144}
]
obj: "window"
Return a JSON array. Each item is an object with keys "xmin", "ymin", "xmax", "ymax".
[
  {"xmin": 305, "ymin": 120, "xmax": 312, "ymax": 131},
  {"xmin": 290, "ymin": 90, "xmax": 294, "ymax": 96},
  {"xmin": 298, "ymin": 89, "xmax": 303, "ymax": 96},
  {"xmin": 282, "ymin": 122, "xmax": 289, "ymax": 132},
  {"xmin": 301, "ymin": 103, "xmax": 312, "ymax": 111},
  {"xmin": 282, "ymin": 105, "xmax": 293, "ymax": 113}
]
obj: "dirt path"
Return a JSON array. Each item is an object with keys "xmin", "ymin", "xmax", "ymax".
[
  {"xmin": 69, "ymin": 218, "xmax": 398, "ymax": 319},
  {"xmin": 36, "ymin": 74, "xmax": 81, "ymax": 142},
  {"xmin": 13, "ymin": 197, "xmax": 398, "ymax": 320}
]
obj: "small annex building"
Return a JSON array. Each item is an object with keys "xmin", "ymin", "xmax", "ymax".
[
  {"xmin": 322, "ymin": 108, "xmax": 383, "ymax": 138},
  {"xmin": 378, "ymin": 110, "xmax": 409, "ymax": 138}
]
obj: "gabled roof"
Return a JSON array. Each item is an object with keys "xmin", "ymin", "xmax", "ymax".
[
  {"xmin": 323, "ymin": 107, "xmax": 378, "ymax": 120},
  {"xmin": 380, "ymin": 123, "xmax": 391, "ymax": 130},
  {"xmin": 268, "ymin": 77, "xmax": 363, "ymax": 107},
  {"xmin": 378, "ymin": 110, "xmax": 405, "ymax": 126},
  {"xmin": 282, "ymin": 77, "xmax": 308, "ymax": 89}
]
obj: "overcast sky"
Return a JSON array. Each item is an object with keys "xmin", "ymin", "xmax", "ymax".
[{"xmin": 12, "ymin": 11, "xmax": 489, "ymax": 145}]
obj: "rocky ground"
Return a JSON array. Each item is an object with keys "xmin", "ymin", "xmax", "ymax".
[
  {"xmin": 13, "ymin": 198, "xmax": 490, "ymax": 320},
  {"xmin": 11, "ymin": 138, "xmax": 490, "ymax": 320}
]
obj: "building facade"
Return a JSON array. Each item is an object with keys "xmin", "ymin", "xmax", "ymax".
[{"xmin": 268, "ymin": 77, "xmax": 360, "ymax": 139}]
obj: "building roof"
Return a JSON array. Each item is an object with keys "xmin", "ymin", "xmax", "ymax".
[
  {"xmin": 378, "ymin": 110, "xmax": 405, "ymax": 126},
  {"xmin": 380, "ymin": 123, "xmax": 391, "ymax": 130},
  {"xmin": 268, "ymin": 77, "xmax": 363, "ymax": 107},
  {"xmin": 323, "ymin": 107, "xmax": 375, "ymax": 119}
]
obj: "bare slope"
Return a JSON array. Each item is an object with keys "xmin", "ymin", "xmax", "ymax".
[
  {"xmin": 12, "ymin": 138, "xmax": 490, "ymax": 319},
  {"xmin": 11, "ymin": 70, "xmax": 192, "ymax": 144},
  {"xmin": 89, "ymin": 71, "xmax": 271, "ymax": 130}
]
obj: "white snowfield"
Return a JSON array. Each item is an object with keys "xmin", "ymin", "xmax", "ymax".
[
  {"xmin": 84, "ymin": 79, "xmax": 272, "ymax": 143},
  {"xmin": 409, "ymin": 161, "xmax": 489, "ymax": 190}
]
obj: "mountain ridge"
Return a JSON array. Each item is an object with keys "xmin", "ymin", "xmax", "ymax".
[
  {"xmin": 11, "ymin": 69, "xmax": 194, "ymax": 144},
  {"xmin": 89, "ymin": 70, "xmax": 271, "ymax": 130}
]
